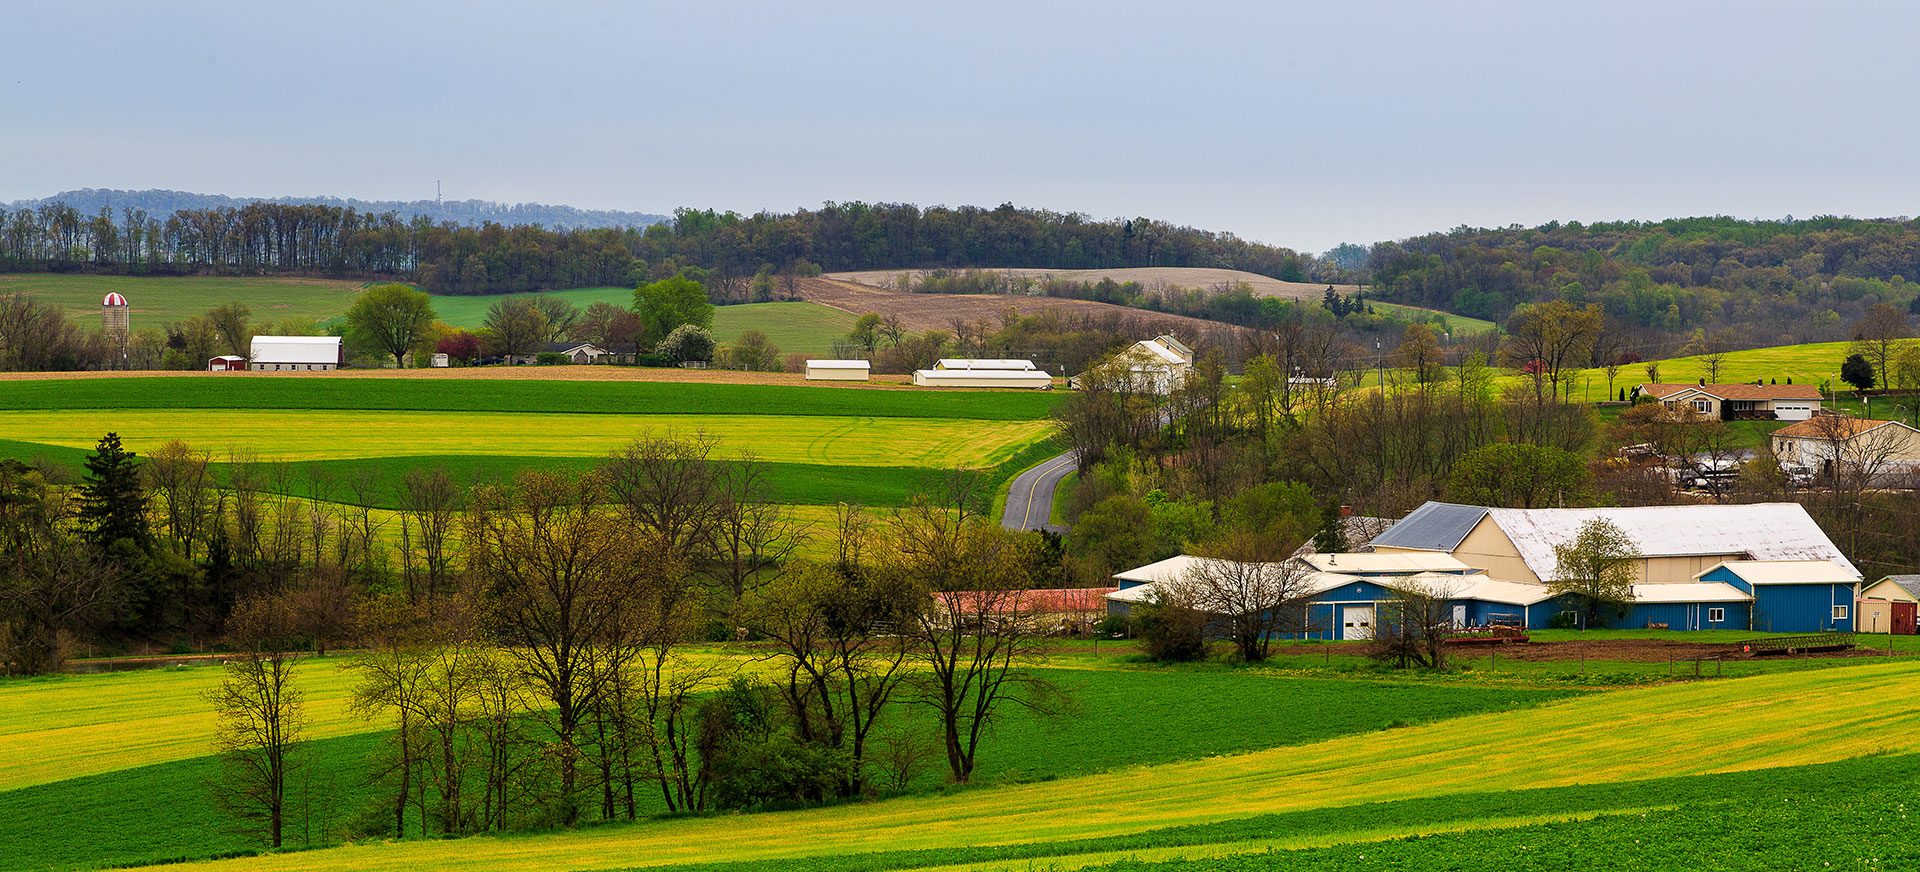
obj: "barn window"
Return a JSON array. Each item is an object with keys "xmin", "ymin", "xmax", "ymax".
[
  {"xmin": 1708, "ymin": 607, "xmax": 1724, "ymax": 622},
  {"xmin": 1833, "ymin": 605, "xmax": 1849, "ymax": 621}
]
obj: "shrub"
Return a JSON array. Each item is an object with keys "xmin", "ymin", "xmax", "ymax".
[
  {"xmin": 656, "ymin": 324, "xmax": 715, "ymax": 364},
  {"xmin": 1096, "ymin": 613, "xmax": 1132, "ymax": 639},
  {"xmin": 535, "ymin": 351, "xmax": 569, "ymax": 366},
  {"xmin": 1132, "ymin": 593, "xmax": 1208, "ymax": 662},
  {"xmin": 1548, "ymin": 610, "xmax": 1579, "ymax": 629}
]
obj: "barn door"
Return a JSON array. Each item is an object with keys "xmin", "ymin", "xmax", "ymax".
[
  {"xmin": 1452, "ymin": 604, "xmax": 1467, "ymax": 629},
  {"xmin": 1895, "ymin": 601, "xmax": 1917, "ymax": 636},
  {"xmin": 1343, "ymin": 606, "xmax": 1375, "ymax": 641}
]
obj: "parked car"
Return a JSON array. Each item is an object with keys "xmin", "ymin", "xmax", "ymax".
[{"xmin": 1781, "ymin": 463, "xmax": 1816, "ymax": 487}]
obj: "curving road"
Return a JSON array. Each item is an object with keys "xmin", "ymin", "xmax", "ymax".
[{"xmin": 1000, "ymin": 449, "xmax": 1077, "ymax": 534}]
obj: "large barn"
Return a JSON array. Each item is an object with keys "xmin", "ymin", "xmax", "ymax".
[
  {"xmin": 250, "ymin": 336, "xmax": 343, "ymax": 371},
  {"xmin": 1107, "ymin": 501, "xmax": 1868, "ymax": 638}
]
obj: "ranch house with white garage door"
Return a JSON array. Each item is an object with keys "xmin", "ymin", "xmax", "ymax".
[{"xmin": 1634, "ymin": 382, "xmax": 1823, "ymax": 420}]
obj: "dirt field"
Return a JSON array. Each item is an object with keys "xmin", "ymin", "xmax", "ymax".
[
  {"xmin": 794, "ymin": 276, "xmax": 1243, "ymax": 335},
  {"xmin": 827, "ymin": 267, "xmax": 1360, "ymax": 301}
]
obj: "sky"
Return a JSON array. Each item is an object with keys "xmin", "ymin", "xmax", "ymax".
[{"xmin": 5, "ymin": 0, "xmax": 1919, "ymax": 254}]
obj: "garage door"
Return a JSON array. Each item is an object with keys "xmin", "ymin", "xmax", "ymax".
[
  {"xmin": 1776, "ymin": 403, "xmax": 1812, "ymax": 421},
  {"xmin": 1343, "ymin": 606, "xmax": 1375, "ymax": 641}
]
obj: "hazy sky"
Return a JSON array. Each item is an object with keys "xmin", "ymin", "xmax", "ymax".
[{"xmin": 5, "ymin": 1, "xmax": 1918, "ymax": 253}]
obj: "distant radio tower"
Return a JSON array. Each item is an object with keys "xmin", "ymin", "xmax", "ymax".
[{"xmin": 436, "ymin": 180, "xmax": 442, "ymax": 209}]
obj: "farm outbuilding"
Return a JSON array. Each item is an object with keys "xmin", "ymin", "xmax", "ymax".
[
  {"xmin": 250, "ymin": 336, "xmax": 343, "ymax": 371},
  {"xmin": 912, "ymin": 366, "xmax": 1053, "ymax": 388},
  {"xmin": 805, "ymin": 359, "xmax": 871, "ymax": 381},
  {"xmin": 1069, "ymin": 335, "xmax": 1195, "ymax": 394},
  {"xmin": 1694, "ymin": 560, "xmax": 1860, "ymax": 633},
  {"xmin": 207, "ymin": 355, "xmax": 246, "ymax": 372},
  {"xmin": 1857, "ymin": 575, "xmax": 1920, "ymax": 635}
]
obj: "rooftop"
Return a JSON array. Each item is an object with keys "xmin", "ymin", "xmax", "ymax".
[
  {"xmin": 1639, "ymin": 382, "xmax": 1824, "ymax": 401},
  {"xmin": 1297, "ymin": 552, "xmax": 1472, "ymax": 574},
  {"xmin": 1773, "ymin": 416, "xmax": 1914, "ymax": 440},
  {"xmin": 1697, "ymin": 559, "xmax": 1861, "ymax": 585}
]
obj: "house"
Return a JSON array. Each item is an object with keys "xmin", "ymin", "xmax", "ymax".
[
  {"xmin": 805, "ymin": 359, "xmax": 871, "ymax": 381},
  {"xmin": 250, "ymin": 336, "xmax": 343, "ymax": 371},
  {"xmin": 1857, "ymin": 575, "xmax": 1920, "ymax": 635},
  {"xmin": 1069, "ymin": 335, "xmax": 1195, "ymax": 394},
  {"xmin": 913, "ymin": 361, "xmax": 1053, "ymax": 388},
  {"xmin": 1635, "ymin": 382, "xmax": 1823, "ymax": 421},
  {"xmin": 207, "ymin": 355, "xmax": 246, "ymax": 372},
  {"xmin": 509, "ymin": 342, "xmax": 615, "ymax": 365},
  {"xmin": 1771, "ymin": 415, "xmax": 1920, "ymax": 483}
]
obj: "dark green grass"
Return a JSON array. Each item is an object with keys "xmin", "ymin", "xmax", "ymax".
[
  {"xmin": 0, "ymin": 378, "xmax": 1064, "ymax": 420},
  {"xmin": 0, "ymin": 669, "xmax": 1576, "ymax": 872},
  {"xmin": 644, "ymin": 753, "xmax": 1920, "ymax": 872},
  {"xmin": 0, "ymin": 729, "xmax": 389, "ymax": 872}
]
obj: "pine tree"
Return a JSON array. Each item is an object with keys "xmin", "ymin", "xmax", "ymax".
[{"xmin": 79, "ymin": 432, "xmax": 150, "ymax": 551}]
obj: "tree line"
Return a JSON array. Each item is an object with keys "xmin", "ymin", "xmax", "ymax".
[
  {"xmin": 0, "ymin": 433, "xmax": 1065, "ymax": 849},
  {"xmin": 0, "ymin": 200, "xmax": 1330, "ymax": 297}
]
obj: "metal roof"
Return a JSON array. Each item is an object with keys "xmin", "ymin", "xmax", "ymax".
[
  {"xmin": 1367, "ymin": 502, "xmax": 1490, "ymax": 552},
  {"xmin": 1694, "ymin": 560, "xmax": 1859, "ymax": 585},
  {"xmin": 934, "ymin": 358, "xmax": 1037, "ymax": 371},
  {"xmin": 806, "ymin": 359, "xmax": 870, "ymax": 369},
  {"xmin": 1486, "ymin": 502, "xmax": 1859, "ymax": 581},
  {"xmin": 1632, "ymin": 582, "xmax": 1752, "ymax": 604},
  {"xmin": 250, "ymin": 335, "xmax": 341, "ymax": 365},
  {"xmin": 1298, "ymin": 552, "xmax": 1472, "ymax": 574}
]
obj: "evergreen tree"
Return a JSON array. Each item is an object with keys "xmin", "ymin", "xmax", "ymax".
[
  {"xmin": 79, "ymin": 432, "xmax": 150, "ymax": 551},
  {"xmin": 1311, "ymin": 503, "xmax": 1349, "ymax": 553}
]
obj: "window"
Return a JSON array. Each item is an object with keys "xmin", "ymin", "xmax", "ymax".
[
  {"xmin": 1708, "ymin": 607, "xmax": 1725, "ymax": 623},
  {"xmin": 1833, "ymin": 605, "xmax": 1849, "ymax": 621},
  {"xmin": 1691, "ymin": 399, "xmax": 1712, "ymax": 413}
]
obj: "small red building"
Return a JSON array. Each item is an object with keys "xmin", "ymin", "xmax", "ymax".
[{"xmin": 208, "ymin": 355, "xmax": 248, "ymax": 372}]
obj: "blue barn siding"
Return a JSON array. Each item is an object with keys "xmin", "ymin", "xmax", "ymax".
[
  {"xmin": 1753, "ymin": 584, "xmax": 1855, "ymax": 633},
  {"xmin": 1627, "ymin": 602, "xmax": 1749, "ymax": 631},
  {"xmin": 1697, "ymin": 566, "xmax": 1750, "ymax": 593}
]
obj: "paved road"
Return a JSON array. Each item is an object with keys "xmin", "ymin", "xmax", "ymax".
[{"xmin": 1000, "ymin": 449, "xmax": 1077, "ymax": 534}]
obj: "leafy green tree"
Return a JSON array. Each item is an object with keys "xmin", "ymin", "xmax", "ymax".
[
  {"xmin": 633, "ymin": 276, "xmax": 712, "ymax": 346},
  {"xmin": 206, "ymin": 302, "xmax": 252, "ymax": 357},
  {"xmin": 345, "ymin": 283, "xmax": 437, "ymax": 368},
  {"xmin": 79, "ymin": 432, "xmax": 149, "ymax": 551},
  {"xmin": 1841, "ymin": 353, "xmax": 1877, "ymax": 391},
  {"xmin": 655, "ymin": 324, "xmax": 715, "ymax": 364},
  {"xmin": 1447, "ymin": 443, "xmax": 1592, "ymax": 508},
  {"xmin": 1547, "ymin": 518, "xmax": 1640, "ymax": 628}
]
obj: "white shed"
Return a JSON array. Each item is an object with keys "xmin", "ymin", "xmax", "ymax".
[
  {"xmin": 934, "ymin": 359, "xmax": 1038, "ymax": 371},
  {"xmin": 805, "ymin": 359, "xmax": 871, "ymax": 382},
  {"xmin": 250, "ymin": 336, "xmax": 343, "ymax": 371}
]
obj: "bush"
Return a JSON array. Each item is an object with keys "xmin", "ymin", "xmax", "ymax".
[
  {"xmin": 1132, "ymin": 594, "xmax": 1209, "ymax": 662},
  {"xmin": 697, "ymin": 679, "xmax": 856, "ymax": 810},
  {"xmin": 1096, "ymin": 613, "xmax": 1132, "ymax": 639},
  {"xmin": 656, "ymin": 324, "xmax": 715, "ymax": 364},
  {"xmin": 1548, "ymin": 611, "xmax": 1579, "ymax": 629},
  {"xmin": 535, "ymin": 351, "xmax": 570, "ymax": 366}
]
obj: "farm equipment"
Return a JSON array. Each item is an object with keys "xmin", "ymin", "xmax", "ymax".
[
  {"xmin": 1445, "ymin": 625, "xmax": 1530, "ymax": 645},
  {"xmin": 1739, "ymin": 633, "xmax": 1856, "ymax": 657}
]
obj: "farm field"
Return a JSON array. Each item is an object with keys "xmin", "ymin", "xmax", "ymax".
[
  {"xmin": 0, "ymin": 273, "xmax": 365, "ymax": 326},
  {"xmin": 77, "ymin": 658, "xmax": 1920, "ymax": 872},
  {"xmin": 793, "ymin": 276, "xmax": 1241, "ymax": 335},
  {"xmin": 0, "ymin": 655, "xmax": 1580, "ymax": 872},
  {"xmin": 431, "ymin": 290, "xmax": 859, "ymax": 354},
  {"xmin": 1499, "ymin": 340, "xmax": 1855, "ymax": 405}
]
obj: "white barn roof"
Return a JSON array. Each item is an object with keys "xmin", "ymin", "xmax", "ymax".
[
  {"xmin": 1693, "ymin": 559, "xmax": 1860, "ymax": 585},
  {"xmin": 806, "ymin": 359, "xmax": 870, "ymax": 370},
  {"xmin": 1483, "ymin": 503, "xmax": 1857, "ymax": 581},
  {"xmin": 1298, "ymin": 552, "xmax": 1473, "ymax": 574},
  {"xmin": 251, "ymin": 335, "xmax": 342, "ymax": 365},
  {"xmin": 935, "ymin": 358, "xmax": 1037, "ymax": 371}
]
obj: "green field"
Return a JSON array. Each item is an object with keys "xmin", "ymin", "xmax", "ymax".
[
  {"xmin": 0, "ymin": 273, "xmax": 365, "ymax": 328},
  {"xmin": 24, "ymin": 658, "xmax": 1909, "ymax": 872},
  {"xmin": 1371, "ymin": 301, "xmax": 1496, "ymax": 335},
  {"xmin": 0, "ymin": 657, "xmax": 1581, "ymax": 872},
  {"xmin": 430, "ymin": 289, "xmax": 859, "ymax": 354}
]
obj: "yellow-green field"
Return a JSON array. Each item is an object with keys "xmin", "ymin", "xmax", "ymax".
[
  {"xmin": 149, "ymin": 660, "xmax": 1920, "ymax": 872},
  {"xmin": 0, "ymin": 410, "xmax": 1050, "ymax": 467},
  {"xmin": 1490, "ymin": 340, "xmax": 1857, "ymax": 404}
]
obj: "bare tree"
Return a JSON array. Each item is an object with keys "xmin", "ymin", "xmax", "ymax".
[
  {"xmin": 710, "ymin": 455, "xmax": 804, "ymax": 600},
  {"xmin": 1172, "ymin": 529, "xmax": 1316, "ymax": 662},
  {"xmin": 601, "ymin": 435, "xmax": 724, "ymax": 567},
  {"xmin": 208, "ymin": 592, "xmax": 306, "ymax": 848},
  {"xmin": 1850, "ymin": 302, "xmax": 1912, "ymax": 384},
  {"xmin": 1371, "ymin": 574, "xmax": 1467, "ymax": 670},
  {"xmin": 397, "ymin": 467, "xmax": 462, "ymax": 603},
  {"xmin": 1502, "ymin": 300, "xmax": 1603, "ymax": 403}
]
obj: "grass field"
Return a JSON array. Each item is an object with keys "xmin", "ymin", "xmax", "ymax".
[
  {"xmin": 73, "ymin": 659, "xmax": 1919, "ymax": 872},
  {"xmin": 431, "ymin": 289, "xmax": 858, "ymax": 354},
  {"xmin": 0, "ymin": 409, "xmax": 1052, "ymax": 467},
  {"xmin": 1369, "ymin": 300, "xmax": 1496, "ymax": 335},
  {"xmin": 0, "ymin": 274, "xmax": 365, "ymax": 327},
  {"xmin": 0, "ymin": 659, "xmax": 1579, "ymax": 872}
]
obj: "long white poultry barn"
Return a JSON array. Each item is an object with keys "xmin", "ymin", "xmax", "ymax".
[{"xmin": 250, "ymin": 336, "xmax": 344, "ymax": 371}]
